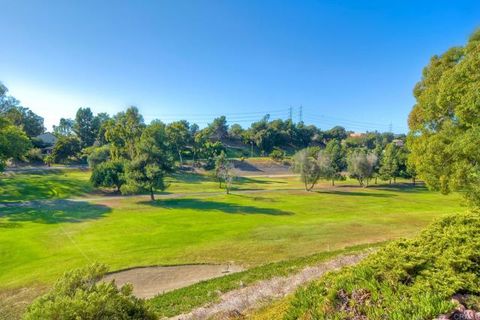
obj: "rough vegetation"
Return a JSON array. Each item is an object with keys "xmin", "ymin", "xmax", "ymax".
[
  {"xmin": 23, "ymin": 264, "xmax": 155, "ymax": 320},
  {"xmin": 284, "ymin": 213, "xmax": 480, "ymax": 319}
]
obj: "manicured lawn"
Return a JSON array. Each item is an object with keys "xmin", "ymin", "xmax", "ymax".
[
  {"xmin": 0, "ymin": 170, "xmax": 462, "ymax": 292},
  {"xmin": 0, "ymin": 169, "xmax": 93, "ymax": 202}
]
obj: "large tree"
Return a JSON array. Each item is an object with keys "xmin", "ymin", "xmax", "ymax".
[
  {"xmin": 379, "ymin": 142, "xmax": 401, "ymax": 184},
  {"xmin": 408, "ymin": 29, "xmax": 480, "ymax": 205},
  {"xmin": 0, "ymin": 117, "xmax": 31, "ymax": 170},
  {"xmin": 0, "ymin": 83, "xmax": 44, "ymax": 137},
  {"xmin": 347, "ymin": 150, "xmax": 378, "ymax": 187},
  {"xmin": 51, "ymin": 136, "xmax": 81, "ymax": 163},
  {"xmin": 53, "ymin": 118, "xmax": 75, "ymax": 137},
  {"xmin": 74, "ymin": 107, "xmax": 100, "ymax": 148},
  {"xmin": 324, "ymin": 139, "xmax": 346, "ymax": 185},
  {"xmin": 122, "ymin": 121, "xmax": 174, "ymax": 200},
  {"xmin": 104, "ymin": 107, "xmax": 145, "ymax": 160},
  {"xmin": 166, "ymin": 120, "xmax": 191, "ymax": 164},
  {"xmin": 292, "ymin": 148, "xmax": 333, "ymax": 191}
]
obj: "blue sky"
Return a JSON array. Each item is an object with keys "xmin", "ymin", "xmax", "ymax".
[{"xmin": 1, "ymin": 1, "xmax": 479, "ymax": 133}]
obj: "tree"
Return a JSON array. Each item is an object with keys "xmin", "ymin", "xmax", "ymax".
[
  {"xmin": 228, "ymin": 123, "xmax": 244, "ymax": 140},
  {"xmin": 292, "ymin": 148, "xmax": 333, "ymax": 191},
  {"xmin": 122, "ymin": 121, "xmax": 174, "ymax": 200},
  {"xmin": 207, "ymin": 116, "xmax": 228, "ymax": 141},
  {"xmin": 74, "ymin": 107, "xmax": 100, "ymax": 148},
  {"xmin": 324, "ymin": 139, "xmax": 346, "ymax": 186},
  {"xmin": 53, "ymin": 118, "xmax": 75, "ymax": 137},
  {"xmin": 90, "ymin": 160, "xmax": 125, "ymax": 192},
  {"xmin": 347, "ymin": 150, "xmax": 378, "ymax": 187},
  {"xmin": 214, "ymin": 151, "xmax": 234, "ymax": 193},
  {"xmin": 408, "ymin": 28, "xmax": 480, "ymax": 205},
  {"xmin": 105, "ymin": 107, "xmax": 145, "ymax": 160},
  {"xmin": 24, "ymin": 263, "xmax": 155, "ymax": 320},
  {"xmin": 51, "ymin": 136, "xmax": 81, "ymax": 163},
  {"xmin": 86, "ymin": 145, "xmax": 111, "ymax": 168},
  {"xmin": 324, "ymin": 126, "xmax": 347, "ymax": 142},
  {"xmin": 0, "ymin": 117, "xmax": 31, "ymax": 170},
  {"xmin": 166, "ymin": 120, "xmax": 191, "ymax": 164},
  {"xmin": 379, "ymin": 142, "xmax": 401, "ymax": 184},
  {"xmin": 0, "ymin": 83, "xmax": 44, "ymax": 137},
  {"xmin": 95, "ymin": 112, "xmax": 111, "ymax": 145}
]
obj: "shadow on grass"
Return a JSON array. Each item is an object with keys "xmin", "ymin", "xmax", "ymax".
[
  {"xmin": 374, "ymin": 183, "xmax": 427, "ymax": 193},
  {"xmin": 315, "ymin": 190, "xmax": 396, "ymax": 198},
  {"xmin": 232, "ymin": 160, "xmax": 263, "ymax": 172},
  {"xmin": 0, "ymin": 200, "xmax": 111, "ymax": 224},
  {"xmin": 142, "ymin": 198, "xmax": 293, "ymax": 216},
  {"xmin": 0, "ymin": 172, "xmax": 92, "ymax": 202},
  {"xmin": 235, "ymin": 176, "xmax": 286, "ymax": 185},
  {"xmin": 168, "ymin": 173, "xmax": 211, "ymax": 184}
]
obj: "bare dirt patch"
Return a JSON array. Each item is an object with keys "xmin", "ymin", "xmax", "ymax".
[{"xmin": 104, "ymin": 264, "xmax": 243, "ymax": 299}]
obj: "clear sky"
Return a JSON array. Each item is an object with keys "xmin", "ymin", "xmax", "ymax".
[{"xmin": 1, "ymin": 1, "xmax": 479, "ymax": 133}]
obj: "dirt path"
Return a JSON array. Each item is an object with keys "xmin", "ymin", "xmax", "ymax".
[
  {"xmin": 103, "ymin": 264, "xmax": 244, "ymax": 299},
  {"xmin": 170, "ymin": 252, "xmax": 368, "ymax": 320}
]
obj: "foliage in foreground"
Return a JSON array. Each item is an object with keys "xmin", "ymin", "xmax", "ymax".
[
  {"xmin": 285, "ymin": 213, "xmax": 480, "ymax": 319},
  {"xmin": 24, "ymin": 263, "xmax": 155, "ymax": 320},
  {"xmin": 148, "ymin": 243, "xmax": 380, "ymax": 318}
]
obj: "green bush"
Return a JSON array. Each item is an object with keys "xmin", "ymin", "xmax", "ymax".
[
  {"xmin": 270, "ymin": 148, "xmax": 286, "ymax": 161},
  {"xmin": 86, "ymin": 145, "xmax": 111, "ymax": 168},
  {"xmin": 24, "ymin": 263, "xmax": 156, "ymax": 320},
  {"xmin": 285, "ymin": 213, "xmax": 480, "ymax": 319},
  {"xmin": 90, "ymin": 160, "xmax": 125, "ymax": 192},
  {"xmin": 25, "ymin": 148, "xmax": 44, "ymax": 163}
]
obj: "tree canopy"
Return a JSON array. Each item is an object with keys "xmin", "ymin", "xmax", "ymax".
[{"xmin": 408, "ymin": 28, "xmax": 480, "ymax": 205}]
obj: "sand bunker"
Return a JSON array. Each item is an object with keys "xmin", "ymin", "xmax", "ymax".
[{"xmin": 103, "ymin": 264, "xmax": 243, "ymax": 299}]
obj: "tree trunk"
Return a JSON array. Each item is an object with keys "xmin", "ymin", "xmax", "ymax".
[
  {"xmin": 394, "ymin": 177, "xmax": 396, "ymax": 183},
  {"xmin": 389, "ymin": 179, "xmax": 392, "ymax": 185},
  {"xmin": 375, "ymin": 176, "xmax": 378, "ymax": 184},
  {"xmin": 150, "ymin": 187, "xmax": 155, "ymax": 201},
  {"xmin": 412, "ymin": 177, "xmax": 416, "ymax": 186},
  {"xmin": 332, "ymin": 179, "xmax": 335, "ymax": 186},
  {"xmin": 178, "ymin": 149, "xmax": 183, "ymax": 165}
]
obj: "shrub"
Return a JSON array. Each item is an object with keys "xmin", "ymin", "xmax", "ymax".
[
  {"xmin": 270, "ymin": 148, "xmax": 286, "ymax": 161},
  {"xmin": 24, "ymin": 263, "xmax": 156, "ymax": 320},
  {"xmin": 285, "ymin": 212, "xmax": 480, "ymax": 319},
  {"xmin": 25, "ymin": 148, "xmax": 44, "ymax": 163},
  {"xmin": 90, "ymin": 160, "xmax": 125, "ymax": 192}
]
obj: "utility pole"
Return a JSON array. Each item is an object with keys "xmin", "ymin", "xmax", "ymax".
[
  {"xmin": 299, "ymin": 105, "xmax": 303, "ymax": 123},
  {"xmin": 289, "ymin": 106, "xmax": 293, "ymax": 121},
  {"xmin": 389, "ymin": 122, "xmax": 393, "ymax": 133}
]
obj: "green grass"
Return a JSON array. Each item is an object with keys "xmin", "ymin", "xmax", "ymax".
[
  {"xmin": 0, "ymin": 169, "xmax": 92, "ymax": 202},
  {"xmin": 0, "ymin": 169, "xmax": 464, "ymax": 318},
  {"xmin": 148, "ymin": 243, "xmax": 382, "ymax": 318}
]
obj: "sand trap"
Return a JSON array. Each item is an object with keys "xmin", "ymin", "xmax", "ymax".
[{"xmin": 103, "ymin": 264, "xmax": 243, "ymax": 299}]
